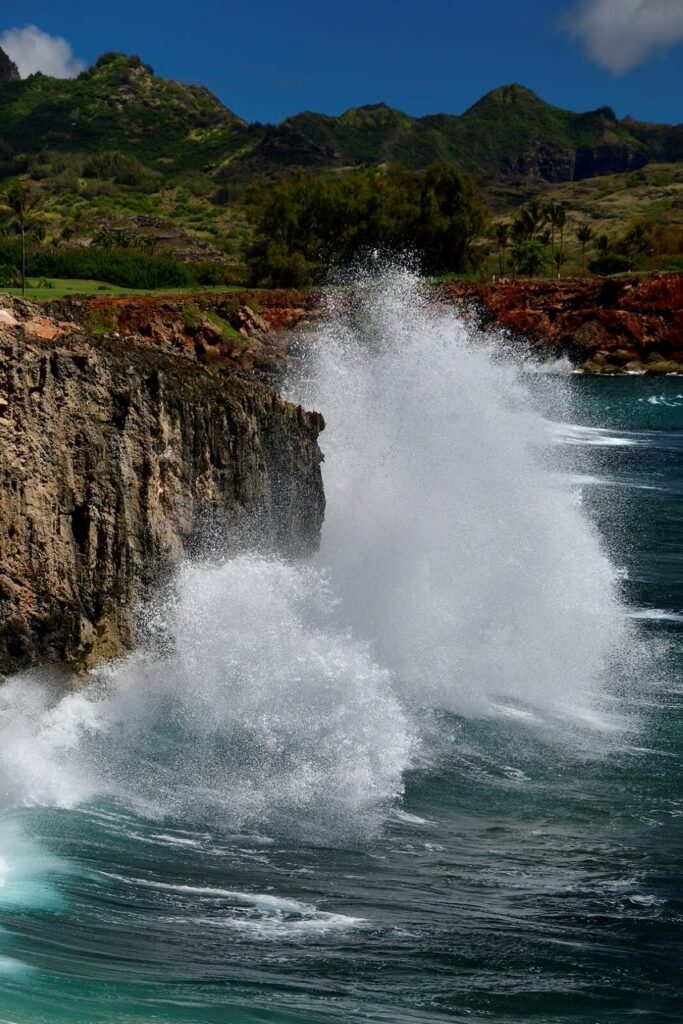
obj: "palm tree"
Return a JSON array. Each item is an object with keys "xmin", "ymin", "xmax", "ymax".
[
  {"xmin": 494, "ymin": 222, "xmax": 509, "ymax": 276},
  {"xmin": 549, "ymin": 205, "xmax": 567, "ymax": 278},
  {"xmin": 525, "ymin": 199, "xmax": 546, "ymax": 240},
  {"xmin": 544, "ymin": 202, "xmax": 557, "ymax": 262},
  {"xmin": 576, "ymin": 222, "xmax": 593, "ymax": 275},
  {"xmin": 0, "ymin": 185, "xmax": 42, "ymax": 296}
]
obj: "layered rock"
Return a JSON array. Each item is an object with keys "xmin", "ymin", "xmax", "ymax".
[
  {"xmin": 43, "ymin": 290, "xmax": 323, "ymax": 382},
  {"xmin": 0, "ymin": 297, "xmax": 324, "ymax": 675},
  {"xmin": 436, "ymin": 274, "xmax": 683, "ymax": 373}
]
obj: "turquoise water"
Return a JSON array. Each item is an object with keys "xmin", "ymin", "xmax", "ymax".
[{"xmin": 0, "ymin": 289, "xmax": 680, "ymax": 1023}]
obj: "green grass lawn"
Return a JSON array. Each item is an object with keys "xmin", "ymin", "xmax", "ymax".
[{"xmin": 1, "ymin": 279, "xmax": 245, "ymax": 301}]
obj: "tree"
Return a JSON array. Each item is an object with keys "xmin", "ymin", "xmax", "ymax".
[
  {"xmin": 524, "ymin": 199, "xmax": 546, "ymax": 239},
  {"xmin": 576, "ymin": 222, "xmax": 593, "ymax": 275},
  {"xmin": 588, "ymin": 250, "xmax": 633, "ymax": 275},
  {"xmin": 245, "ymin": 164, "xmax": 489, "ymax": 286},
  {"xmin": 494, "ymin": 222, "xmax": 508, "ymax": 276},
  {"xmin": 623, "ymin": 222, "xmax": 650, "ymax": 258},
  {"xmin": 0, "ymin": 185, "xmax": 42, "ymax": 296},
  {"xmin": 510, "ymin": 239, "xmax": 551, "ymax": 278},
  {"xmin": 544, "ymin": 201, "xmax": 557, "ymax": 261},
  {"xmin": 417, "ymin": 164, "xmax": 489, "ymax": 273},
  {"xmin": 548, "ymin": 205, "xmax": 566, "ymax": 277}
]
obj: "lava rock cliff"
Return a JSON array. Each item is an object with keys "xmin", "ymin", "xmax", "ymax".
[{"xmin": 0, "ymin": 298, "xmax": 324, "ymax": 675}]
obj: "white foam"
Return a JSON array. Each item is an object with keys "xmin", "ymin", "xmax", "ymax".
[
  {"xmin": 151, "ymin": 834, "xmax": 204, "ymax": 848},
  {"xmin": 100, "ymin": 874, "xmax": 364, "ymax": 939},
  {"xmin": 645, "ymin": 394, "xmax": 683, "ymax": 407},
  {"xmin": 391, "ymin": 809, "xmax": 432, "ymax": 826},
  {"xmin": 0, "ymin": 823, "xmax": 65, "ymax": 912},
  {"xmin": 0, "ymin": 954, "xmax": 34, "ymax": 977},
  {"xmin": 0, "ymin": 558, "xmax": 415, "ymax": 836},
  {"xmin": 549, "ymin": 422, "xmax": 639, "ymax": 447},
  {"xmin": 568, "ymin": 474, "xmax": 662, "ymax": 492},
  {"xmin": 627, "ymin": 608, "xmax": 683, "ymax": 623}
]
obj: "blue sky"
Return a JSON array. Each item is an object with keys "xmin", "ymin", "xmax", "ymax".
[{"xmin": 0, "ymin": 0, "xmax": 682, "ymax": 124}]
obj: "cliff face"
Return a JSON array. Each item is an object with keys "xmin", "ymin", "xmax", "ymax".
[{"xmin": 0, "ymin": 299, "xmax": 324, "ymax": 675}]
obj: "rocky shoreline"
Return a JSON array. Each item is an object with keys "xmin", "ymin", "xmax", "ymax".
[
  {"xmin": 435, "ymin": 274, "xmax": 683, "ymax": 375},
  {"xmin": 56, "ymin": 273, "xmax": 683, "ymax": 377}
]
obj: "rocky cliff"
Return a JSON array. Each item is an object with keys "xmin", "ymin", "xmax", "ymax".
[
  {"xmin": 59, "ymin": 276, "xmax": 683, "ymax": 376},
  {"xmin": 0, "ymin": 47, "xmax": 19, "ymax": 86},
  {"xmin": 436, "ymin": 274, "xmax": 683, "ymax": 373},
  {"xmin": 0, "ymin": 297, "xmax": 325, "ymax": 675}
]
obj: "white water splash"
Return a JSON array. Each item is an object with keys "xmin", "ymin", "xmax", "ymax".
[
  {"xmin": 0, "ymin": 557, "xmax": 413, "ymax": 835},
  {"xmin": 293, "ymin": 269, "xmax": 637, "ymax": 726},
  {"xmin": 101, "ymin": 873, "xmax": 365, "ymax": 939},
  {"xmin": 0, "ymin": 267, "xmax": 642, "ymax": 836}
]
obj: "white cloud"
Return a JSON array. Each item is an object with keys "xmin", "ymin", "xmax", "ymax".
[
  {"xmin": 0, "ymin": 24, "xmax": 86, "ymax": 79},
  {"xmin": 565, "ymin": 0, "xmax": 683, "ymax": 74}
]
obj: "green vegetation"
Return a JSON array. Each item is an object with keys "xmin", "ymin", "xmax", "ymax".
[
  {"xmin": 90, "ymin": 306, "xmax": 117, "ymax": 334},
  {"xmin": 0, "ymin": 234, "xmax": 193, "ymax": 288},
  {"xmin": 485, "ymin": 163, "xmax": 683, "ymax": 278},
  {"xmin": 0, "ymin": 278, "xmax": 243, "ymax": 300},
  {"xmin": 0, "ymin": 54, "xmax": 680, "ymax": 290},
  {"xmin": 0, "ymin": 184, "xmax": 42, "ymax": 294},
  {"xmin": 246, "ymin": 164, "xmax": 488, "ymax": 286},
  {"xmin": 510, "ymin": 240, "xmax": 552, "ymax": 277},
  {"xmin": 0, "ymin": 53, "xmax": 247, "ymax": 170}
]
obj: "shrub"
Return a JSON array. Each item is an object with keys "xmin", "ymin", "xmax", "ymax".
[
  {"xmin": 82, "ymin": 152, "xmax": 161, "ymax": 192},
  {"xmin": 193, "ymin": 261, "xmax": 245, "ymax": 286},
  {"xmin": 90, "ymin": 307, "xmax": 117, "ymax": 334},
  {"xmin": 588, "ymin": 252, "xmax": 633, "ymax": 275},
  {"xmin": 510, "ymin": 239, "xmax": 552, "ymax": 277},
  {"xmin": 0, "ymin": 238, "xmax": 195, "ymax": 289}
]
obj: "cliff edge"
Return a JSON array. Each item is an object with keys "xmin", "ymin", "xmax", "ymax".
[{"xmin": 0, "ymin": 297, "xmax": 325, "ymax": 675}]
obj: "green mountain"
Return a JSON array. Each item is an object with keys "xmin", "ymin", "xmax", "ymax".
[
  {"xmin": 0, "ymin": 57, "xmax": 681, "ymax": 185},
  {"xmin": 223, "ymin": 84, "xmax": 683, "ymax": 185},
  {"xmin": 0, "ymin": 53, "xmax": 681, "ymax": 278},
  {"xmin": 0, "ymin": 52, "xmax": 249, "ymax": 171}
]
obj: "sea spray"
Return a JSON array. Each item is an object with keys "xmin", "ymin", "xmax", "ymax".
[
  {"xmin": 0, "ymin": 267, "xmax": 643, "ymax": 840},
  {"xmin": 0, "ymin": 557, "xmax": 413, "ymax": 836},
  {"xmin": 291, "ymin": 267, "xmax": 638, "ymax": 727}
]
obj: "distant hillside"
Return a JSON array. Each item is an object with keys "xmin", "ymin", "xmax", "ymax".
[
  {"xmin": 0, "ymin": 56, "xmax": 681, "ymax": 185},
  {"xmin": 241, "ymin": 86, "xmax": 682, "ymax": 184},
  {"xmin": 0, "ymin": 52, "xmax": 681, "ymax": 277},
  {"xmin": 0, "ymin": 52, "xmax": 250, "ymax": 171}
]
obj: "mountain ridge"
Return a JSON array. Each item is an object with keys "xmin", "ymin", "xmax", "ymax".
[{"xmin": 0, "ymin": 53, "xmax": 680, "ymax": 185}]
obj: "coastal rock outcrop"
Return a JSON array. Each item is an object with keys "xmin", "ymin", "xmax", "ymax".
[
  {"xmin": 0, "ymin": 297, "xmax": 325, "ymax": 675},
  {"xmin": 436, "ymin": 274, "xmax": 683, "ymax": 373}
]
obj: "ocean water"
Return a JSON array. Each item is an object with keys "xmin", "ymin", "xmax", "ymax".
[{"xmin": 0, "ymin": 273, "xmax": 680, "ymax": 1023}]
